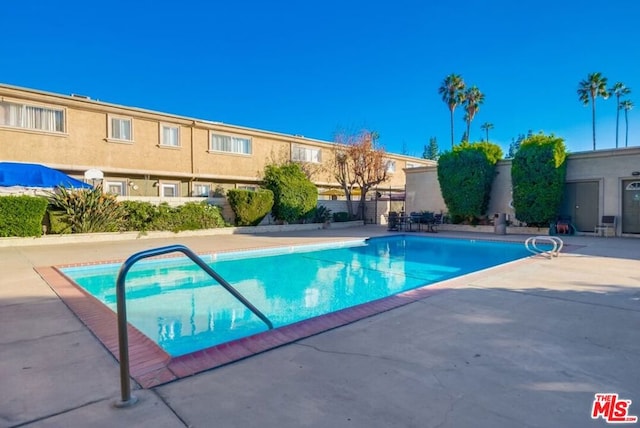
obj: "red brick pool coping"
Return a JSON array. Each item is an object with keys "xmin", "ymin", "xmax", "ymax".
[{"xmin": 34, "ymin": 241, "xmax": 579, "ymax": 389}]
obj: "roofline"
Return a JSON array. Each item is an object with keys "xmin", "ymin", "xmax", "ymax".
[{"xmin": 0, "ymin": 82, "xmax": 428, "ymax": 161}]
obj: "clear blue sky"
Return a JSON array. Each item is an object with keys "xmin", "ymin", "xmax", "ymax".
[{"xmin": 2, "ymin": 0, "xmax": 639, "ymax": 157}]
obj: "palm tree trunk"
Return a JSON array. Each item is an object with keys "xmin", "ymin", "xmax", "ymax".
[
  {"xmin": 615, "ymin": 96, "xmax": 620, "ymax": 148},
  {"xmin": 466, "ymin": 120, "xmax": 471, "ymax": 142},
  {"xmin": 625, "ymin": 109, "xmax": 629, "ymax": 147},
  {"xmin": 485, "ymin": 129, "xmax": 489, "ymax": 142},
  {"xmin": 449, "ymin": 109, "xmax": 454, "ymax": 149},
  {"xmin": 592, "ymin": 99, "xmax": 597, "ymax": 151}
]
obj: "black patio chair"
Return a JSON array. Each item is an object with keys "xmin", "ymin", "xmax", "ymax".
[{"xmin": 387, "ymin": 212, "xmax": 401, "ymax": 231}]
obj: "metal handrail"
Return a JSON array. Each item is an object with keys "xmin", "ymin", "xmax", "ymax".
[
  {"xmin": 113, "ymin": 244, "xmax": 273, "ymax": 408},
  {"xmin": 524, "ymin": 236, "xmax": 563, "ymax": 259}
]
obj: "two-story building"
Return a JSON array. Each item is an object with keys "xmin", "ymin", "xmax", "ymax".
[{"xmin": 0, "ymin": 83, "xmax": 432, "ymax": 206}]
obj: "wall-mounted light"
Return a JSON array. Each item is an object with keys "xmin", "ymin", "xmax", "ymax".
[{"xmin": 632, "ymin": 171, "xmax": 640, "ymax": 176}]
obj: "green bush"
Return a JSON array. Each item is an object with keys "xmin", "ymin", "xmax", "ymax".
[
  {"xmin": 120, "ymin": 200, "xmax": 160, "ymax": 231},
  {"xmin": 227, "ymin": 189, "xmax": 274, "ymax": 226},
  {"xmin": 121, "ymin": 201, "xmax": 226, "ymax": 232},
  {"xmin": 47, "ymin": 185, "xmax": 124, "ymax": 233},
  {"xmin": 0, "ymin": 195, "xmax": 48, "ymax": 237},
  {"xmin": 332, "ymin": 211, "xmax": 351, "ymax": 222},
  {"xmin": 263, "ymin": 163, "xmax": 317, "ymax": 223},
  {"xmin": 47, "ymin": 210, "xmax": 72, "ymax": 234},
  {"xmin": 511, "ymin": 133, "xmax": 567, "ymax": 226},
  {"xmin": 172, "ymin": 202, "xmax": 226, "ymax": 231},
  {"xmin": 437, "ymin": 142, "xmax": 502, "ymax": 222},
  {"xmin": 307, "ymin": 205, "xmax": 332, "ymax": 223}
]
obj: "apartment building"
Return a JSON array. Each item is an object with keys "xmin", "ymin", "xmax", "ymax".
[{"xmin": 0, "ymin": 83, "xmax": 432, "ymax": 200}]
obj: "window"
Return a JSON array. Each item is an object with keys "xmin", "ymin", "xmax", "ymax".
[
  {"xmin": 626, "ymin": 181, "xmax": 640, "ymax": 190},
  {"xmin": 160, "ymin": 124, "xmax": 180, "ymax": 147},
  {"xmin": 210, "ymin": 133, "xmax": 252, "ymax": 154},
  {"xmin": 161, "ymin": 183, "xmax": 179, "ymax": 197},
  {"xmin": 238, "ymin": 185, "xmax": 258, "ymax": 191},
  {"xmin": 108, "ymin": 115, "xmax": 133, "ymax": 141},
  {"xmin": 292, "ymin": 145, "xmax": 322, "ymax": 163},
  {"xmin": 193, "ymin": 183, "xmax": 211, "ymax": 197},
  {"xmin": 0, "ymin": 100, "xmax": 65, "ymax": 133},
  {"xmin": 105, "ymin": 180, "xmax": 126, "ymax": 196},
  {"xmin": 386, "ymin": 160, "xmax": 396, "ymax": 173}
]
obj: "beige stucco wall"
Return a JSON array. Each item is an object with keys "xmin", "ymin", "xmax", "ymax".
[
  {"xmin": 405, "ymin": 147, "xmax": 640, "ymax": 229},
  {"xmin": 565, "ymin": 147, "xmax": 640, "ymax": 217}
]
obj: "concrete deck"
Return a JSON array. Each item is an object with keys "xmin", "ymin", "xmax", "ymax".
[{"xmin": 1, "ymin": 226, "xmax": 639, "ymax": 428}]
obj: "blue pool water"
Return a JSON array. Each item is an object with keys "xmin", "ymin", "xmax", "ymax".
[{"xmin": 61, "ymin": 236, "xmax": 534, "ymax": 356}]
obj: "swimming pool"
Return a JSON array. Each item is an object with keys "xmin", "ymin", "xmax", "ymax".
[{"xmin": 60, "ymin": 236, "xmax": 534, "ymax": 357}]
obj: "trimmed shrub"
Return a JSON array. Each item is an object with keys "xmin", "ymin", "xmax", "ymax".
[
  {"xmin": 332, "ymin": 211, "xmax": 351, "ymax": 222},
  {"xmin": 171, "ymin": 202, "xmax": 226, "ymax": 231},
  {"xmin": 0, "ymin": 195, "xmax": 48, "ymax": 237},
  {"xmin": 307, "ymin": 205, "xmax": 332, "ymax": 223},
  {"xmin": 120, "ymin": 200, "xmax": 160, "ymax": 231},
  {"xmin": 122, "ymin": 201, "xmax": 226, "ymax": 232},
  {"xmin": 263, "ymin": 163, "xmax": 317, "ymax": 223},
  {"xmin": 437, "ymin": 142, "xmax": 502, "ymax": 222},
  {"xmin": 47, "ymin": 185, "xmax": 124, "ymax": 233},
  {"xmin": 47, "ymin": 210, "xmax": 72, "ymax": 234},
  {"xmin": 227, "ymin": 189, "xmax": 274, "ymax": 226},
  {"xmin": 511, "ymin": 133, "xmax": 567, "ymax": 226}
]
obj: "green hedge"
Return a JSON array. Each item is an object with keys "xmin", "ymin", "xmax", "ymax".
[
  {"xmin": 227, "ymin": 189, "xmax": 274, "ymax": 226},
  {"xmin": 0, "ymin": 196, "xmax": 48, "ymax": 237},
  {"xmin": 437, "ymin": 142, "xmax": 502, "ymax": 222},
  {"xmin": 332, "ymin": 211, "xmax": 351, "ymax": 222},
  {"xmin": 120, "ymin": 201, "xmax": 226, "ymax": 232},
  {"xmin": 120, "ymin": 200, "xmax": 161, "ymax": 231},
  {"xmin": 263, "ymin": 164, "xmax": 317, "ymax": 223},
  {"xmin": 511, "ymin": 133, "xmax": 567, "ymax": 226},
  {"xmin": 46, "ymin": 210, "xmax": 72, "ymax": 234}
]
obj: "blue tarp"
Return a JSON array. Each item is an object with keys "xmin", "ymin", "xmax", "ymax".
[{"xmin": 0, "ymin": 162, "xmax": 92, "ymax": 189}]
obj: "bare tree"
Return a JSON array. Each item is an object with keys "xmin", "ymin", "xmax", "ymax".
[{"xmin": 333, "ymin": 130, "xmax": 390, "ymax": 220}]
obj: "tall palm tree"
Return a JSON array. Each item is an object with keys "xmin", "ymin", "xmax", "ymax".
[
  {"xmin": 620, "ymin": 99, "xmax": 633, "ymax": 147},
  {"xmin": 577, "ymin": 72, "xmax": 609, "ymax": 150},
  {"xmin": 438, "ymin": 74, "xmax": 466, "ymax": 149},
  {"xmin": 610, "ymin": 82, "xmax": 631, "ymax": 148},
  {"xmin": 463, "ymin": 86, "xmax": 484, "ymax": 141},
  {"xmin": 480, "ymin": 122, "xmax": 494, "ymax": 142}
]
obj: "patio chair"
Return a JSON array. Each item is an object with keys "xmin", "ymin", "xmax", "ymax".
[
  {"xmin": 552, "ymin": 215, "xmax": 575, "ymax": 235},
  {"xmin": 594, "ymin": 215, "xmax": 616, "ymax": 237},
  {"xmin": 387, "ymin": 212, "xmax": 401, "ymax": 231},
  {"xmin": 419, "ymin": 211, "xmax": 437, "ymax": 233}
]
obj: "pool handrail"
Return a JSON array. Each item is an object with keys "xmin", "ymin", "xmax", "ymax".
[
  {"xmin": 524, "ymin": 236, "xmax": 563, "ymax": 259},
  {"xmin": 114, "ymin": 244, "xmax": 273, "ymax": 408}
]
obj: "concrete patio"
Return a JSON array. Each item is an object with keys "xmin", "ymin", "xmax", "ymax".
[{"xmin": 1, "ymin": 226, "xmax": 638, "ymax": 428}]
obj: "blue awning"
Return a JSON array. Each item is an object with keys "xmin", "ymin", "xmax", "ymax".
[{"xmin": 0, "ymin": 162, "xmax": 92, "ymax": 189}]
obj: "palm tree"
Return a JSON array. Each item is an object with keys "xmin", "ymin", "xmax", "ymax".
[
  {"xmin": 577, "ymin": 72, "xmax": 609, "ymax": 150},
  {"xmin": 620, "ymin": 99, "xmax": 633, "ymax": 147},
  {"xmin": 480, "ymin": 122, "xmax": 494, "ymax": 142},
  {"xmin": 438, "ymin": 74, "xmax": 466, "ymax": 149},
  {"xmin": 463, "ymin": 86, "xmax": 484, "ymax": 141},
  {"xmin": 610, "ymin": 82, "xmax": 631, "ymax": 148}
]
